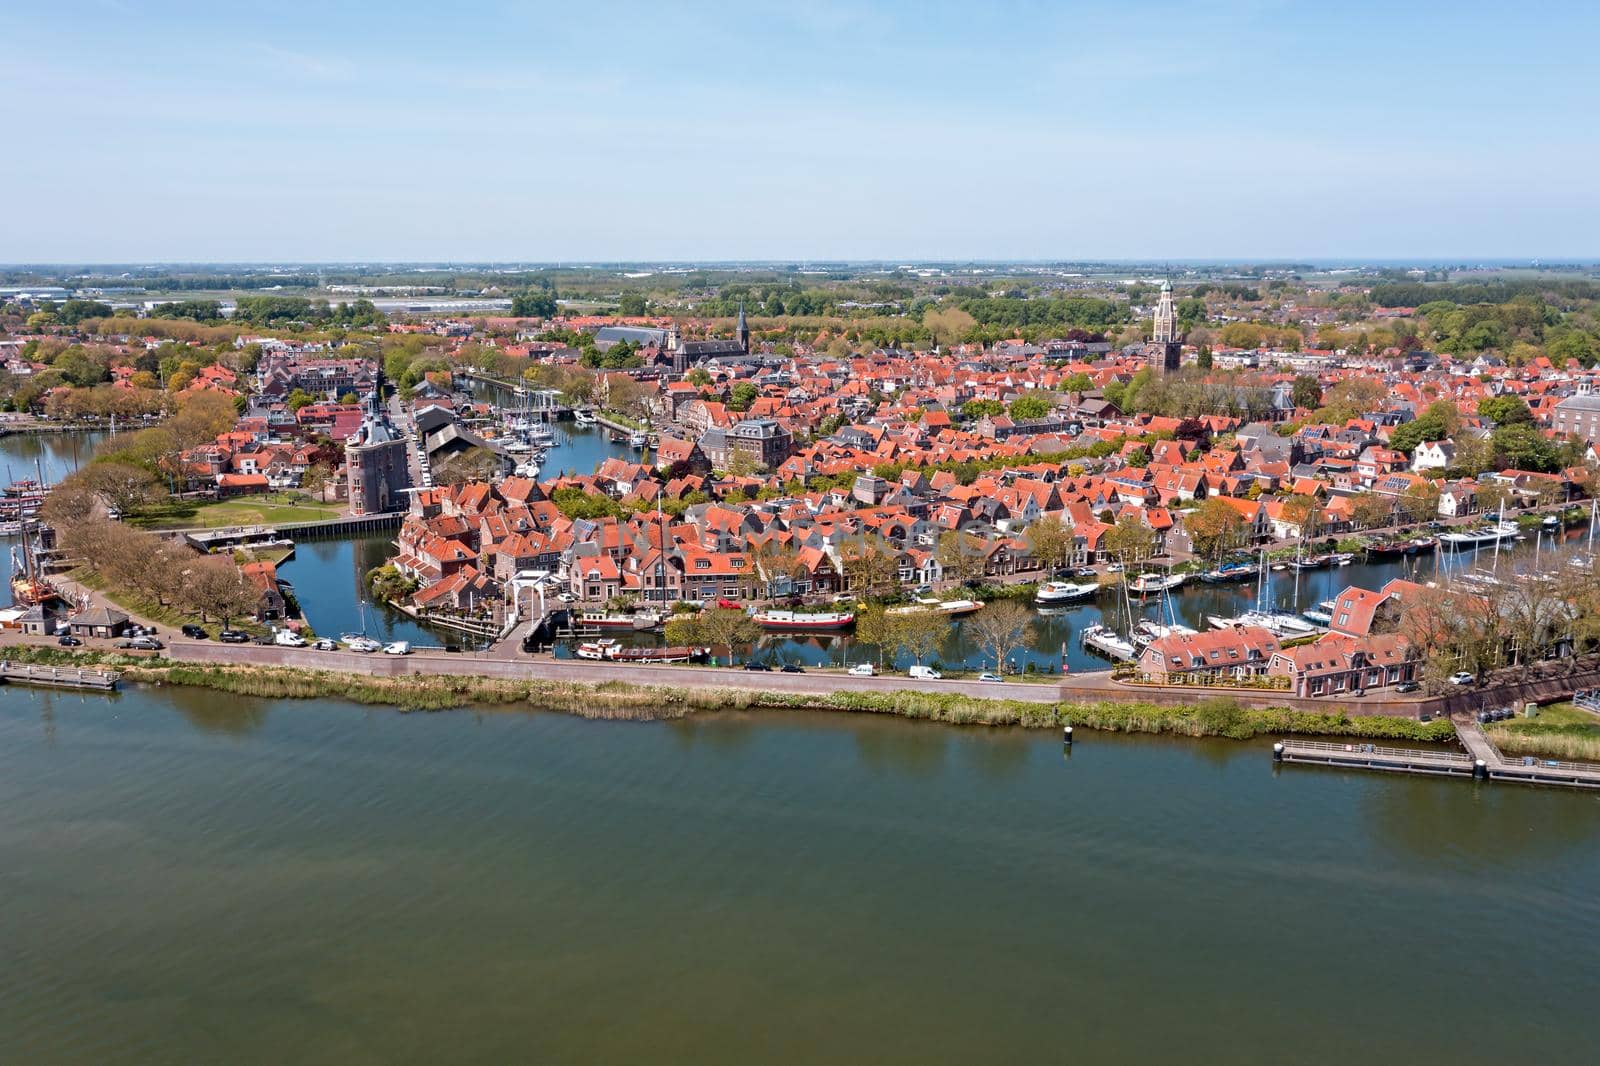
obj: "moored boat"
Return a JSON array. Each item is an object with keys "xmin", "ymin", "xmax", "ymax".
[
  {"xmin": 1127, "ymin": 572, "xmax": 1185, "ymax": 597},
  {"xmin": 888, "ymin": 597, "xmax": 984, "ymax": 618},
  {"xmin": 1035, "ymin": 580, "xmax": 1099, "ymax": 604},
  {"xmin": 753, "ymin": 609, "xmax": 855, "ymax": 632},
  {"xmin": 1200, "ymin": 560, "xmax": 1258, "ymax": 583},
  {"xmin": 575, "ymin": 610, "xmax": 663, "ymax": 631},
  {"xmin": 1438, "ymin": 521, "xmax": 1519, "ymax": 548},
  {"xmin": 1080, "ymin": 622, "xmax": 1136, "ymax": 661}
]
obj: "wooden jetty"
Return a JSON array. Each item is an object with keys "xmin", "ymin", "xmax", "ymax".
[
  {"xmin": 1274, "ymin": 721, "xmax": 1600, "ymax": 790},
  {"xmin": 0, "ymin": 662, "xmax": 120, "ymax": 691}
]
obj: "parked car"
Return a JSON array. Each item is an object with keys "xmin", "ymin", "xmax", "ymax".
[
  {"xmin": 556, "ymin": 592, "xmax": 576, "ymax": 603},
  {"xmin": 781, "ymin": 663, "xmax": 805, "ymax": 673},
  {"xmin": 847, "ymin": 663, "xmax": 876, "ymax": 677},
  {"xmin": 181, "ymin": 624, "xmax": 208, "ymax": 639},
  {"xmin": 1394, "ymin": 680, "xmax": 1421, "ymax": 693},
  {"xmin": 218, "ymin": 629, "xmax": 250, "ymax": 643},
  {"xmin": 716, "ymin": 598, "xmax": 742, "ymax": 609},
  {"xmin": 912, "ymin": 584, "xmax": 933, "ymax": 597},
  {"xmin": 57, "ymin": 634, "xmax": 83, "ymax": 647},
  {"xmin": 311, "ymin": 638, "xmax": 339, "ymax": 651},
  {"xmin": 743, "ymin": 660, "xmax": 772, "ymax": 671},
  {"xmin": 908, "ymin": 665, "xmax": 942, "ymax": 680},
  {"xmin": 977, "ymin": 672, "xmax": 1005, "ymax": 683},
  {"xmin": 1448, "ymin": 671, "xmax": 1476, "ymax": 686},
  {"xmin": 382, "ymin": 641, "xmax": 411, "ymax": 655},
  {"xmin": 116, "ymin": 636, "xmax": 164, "ymax": 651}
]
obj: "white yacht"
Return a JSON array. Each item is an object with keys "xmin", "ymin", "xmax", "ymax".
[{"xmin": 1035, "ymin": 580, "xmax": 1099, "ymax": 605}]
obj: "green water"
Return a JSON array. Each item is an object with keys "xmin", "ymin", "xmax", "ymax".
[{"xmin": 2, "ymin": 687, "xmax": 1597, "ymax": 1064}]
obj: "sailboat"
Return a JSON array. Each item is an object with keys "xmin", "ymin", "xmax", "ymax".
[
  {"xmin": 340, "ymin": 601, "xmax": 382, "ymax": 652},
  {"xmin": 1206, "ymin": 548, "xmax": 1324, "ymax": 638}
]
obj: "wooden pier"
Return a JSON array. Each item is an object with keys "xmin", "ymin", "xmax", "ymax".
[
  {"xmin": 1274, "ymin": 720, "xmax": 1600, "ymax": 790},
  {"xmin": 0, "ymin": 662, "xmax": 120, "ymax": 691}
]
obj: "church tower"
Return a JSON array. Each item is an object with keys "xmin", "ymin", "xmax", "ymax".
[
  {"xmin": 1148, "ymin": 278, "xmax": 1182, "ymax": 373},
  {"xmin": 736, "ymin": 301, "xmax": 750, "ymax": 353}
]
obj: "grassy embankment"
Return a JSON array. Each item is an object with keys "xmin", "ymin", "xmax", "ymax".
[
  {"xmin": 0, "ymin": 645, "xmax": 1457, "ymax": 743},
  {"xmin": 67, "ymin": 570, "xmax": 268, "ymax": 639},
  {"xmin": 1487, "ymin": 702, "xmax": 1600, "ymax": 761},
  {"xmin": 130, "ymin": 493, "xmax": 342, "ymax": 531}
]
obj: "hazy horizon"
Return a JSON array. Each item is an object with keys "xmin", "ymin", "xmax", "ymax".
[{"xmin": 9, "ymin": 1, "xmax": 1600, "ymax": 262}]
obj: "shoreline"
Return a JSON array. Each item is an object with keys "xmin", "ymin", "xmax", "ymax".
[{"xmin": 0, "ymin": 645, "xmax": 1460, "ymax": 745}]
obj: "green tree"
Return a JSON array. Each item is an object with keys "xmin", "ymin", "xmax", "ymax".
[
  {"xmin": 1478, "ymin": 394, "xmax": 1533, "ymax": 426},
  {"xmin": 1024, "ymin": 515, "xmax": 1073, "ymax": 573},
  {"xmin": 1184, "ymin": 497, "xmax": 1248, "ymax": 562},
  {"xmin": 961, "ymin": 398, "xmax": 1004, "ymax": 421},
  {"xmin": 729, "ymin": 381, "xmax": 759, "ymax": 411},
  {"xmin": 1290, "ymin": 375, "xmax": 1322, "ymax": 410},
  {"xmin": 511, "ymin": 290, "xmax": 558, "ymax": 317},
  {"xmin": 1008, "ymin": 393, "xmax": 1052, "ymax": 420}
]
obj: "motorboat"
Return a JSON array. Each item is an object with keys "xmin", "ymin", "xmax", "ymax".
[
  {"xmin": 628, "ymin": 430, "xmax": 649, "ymax": 449},
  {"xmin": 1080, "ymin": 623, "xmax": 1136, "ymax": 661},
  {"xmin": 1035, "ymin": 580, "xmax": 1099, "ymax": 604},
  {"xmin": 1207, "ymin": 610, "xmax": 1324, "ymax": 639},
  {"xmin": 1331, "ymin": 552, "xmax": 1355, "ymax": 566},
  {"xmin": 1290, "ymin": 553, "xmax": 1332, "ymax": 571},
  {"xmin": 1302, "ymin": 600, "xmax": 1337, "ymax": 625},
  {"xmin": 575, "ymin": 638, "xmax": 620, "ymax": 660},
  {"xmin": 753, "ymin": 609, "xmax": 855, "ymax": 632},
  {"xmin": 1132, "ymin": 619, "xmax": 1198, "ymax": 647},
  {"xmin": 1127, "ymin": 571, "xmax": 1186, "ymax": 597},
  {"xmin": 1199, "ymin": 560, "xmax": 1258, "ymax": 583},
  {"xmin": 573, "ymin": 409, "xmax": 598, "ymax": 426}
]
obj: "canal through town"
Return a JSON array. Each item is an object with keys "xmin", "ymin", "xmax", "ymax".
[{"xmin": 2, "ymin": 686, "xmax": 1597, "ymax": 1064}]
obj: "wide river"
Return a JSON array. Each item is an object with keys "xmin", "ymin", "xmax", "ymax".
[{"xmin": 2, "ymin": 686, "xmax": 1596, "ymax": 1064}]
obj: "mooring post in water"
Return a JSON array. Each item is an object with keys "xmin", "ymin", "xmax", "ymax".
[
  {"xmin": 1063, "ymin": 724, "xmax": 1073, "ymax": 748},
  {"xmin": 1273, "ymin": 741, "xmax": 1284, "ymax": 762},
  {"xmin": 1474, "ymin": 759, "xmax": 1488, "ymax": 780}
]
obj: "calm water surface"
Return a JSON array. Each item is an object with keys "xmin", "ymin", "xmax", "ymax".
[{"xmin": 2, "ymin": 687, "xmax": 1597, "ymax": 1064}]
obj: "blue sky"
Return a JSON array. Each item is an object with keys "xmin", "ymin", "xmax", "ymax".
[{"xmin": 7, "ymin": 1, "xmax": 1600, "ymax": 262}]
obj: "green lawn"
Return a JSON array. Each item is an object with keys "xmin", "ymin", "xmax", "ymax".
[
  {"xmin": 131, "ymin": 493, "xmax": 343, "ymax": 530},
  {"xmin": 70, "ymin": 569, "xmax": 262, "ymax": 637}
]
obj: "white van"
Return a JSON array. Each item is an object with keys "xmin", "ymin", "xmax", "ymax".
[
  {"xmin": 273, "ymin": 629, "xmax": 307, "ymax": 647},
  {"xmin": 383, "ymin": 641, "xmax": 412, "ymax": 655},
  {"xmin": 908, "ymin": 665, "xmax": 942, "ymax": 681},
  {"xmin": 848, "ymin": 662, "xmax": 876, "ymax": 677}
]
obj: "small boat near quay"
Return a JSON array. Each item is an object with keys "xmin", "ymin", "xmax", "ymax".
[
  {"xmin": 1132, "ymin": 619, "xmax": 1198, "ymax": 647},
  {"xmin": 1199, "ymin": 560, "xmax": 1258, "ymax": 584},
  {"xmin": 1302, "ymin": 600, "xmax": 1337, "ymax": 625},
  {"xmin": 1127, "ymin": 571, "xmax": 1185, "ymax": 598},
  {"xmin": 1035, "ymin": 580, "xmax": 1099, "ymax": 604},
  {"xmin": 1206, "ymin": 609, "xmax": 1324, "ymax": 639},
  {"xmin": 1080, "ymin": 622, "xmax": 1137, "ymax": 661}
]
